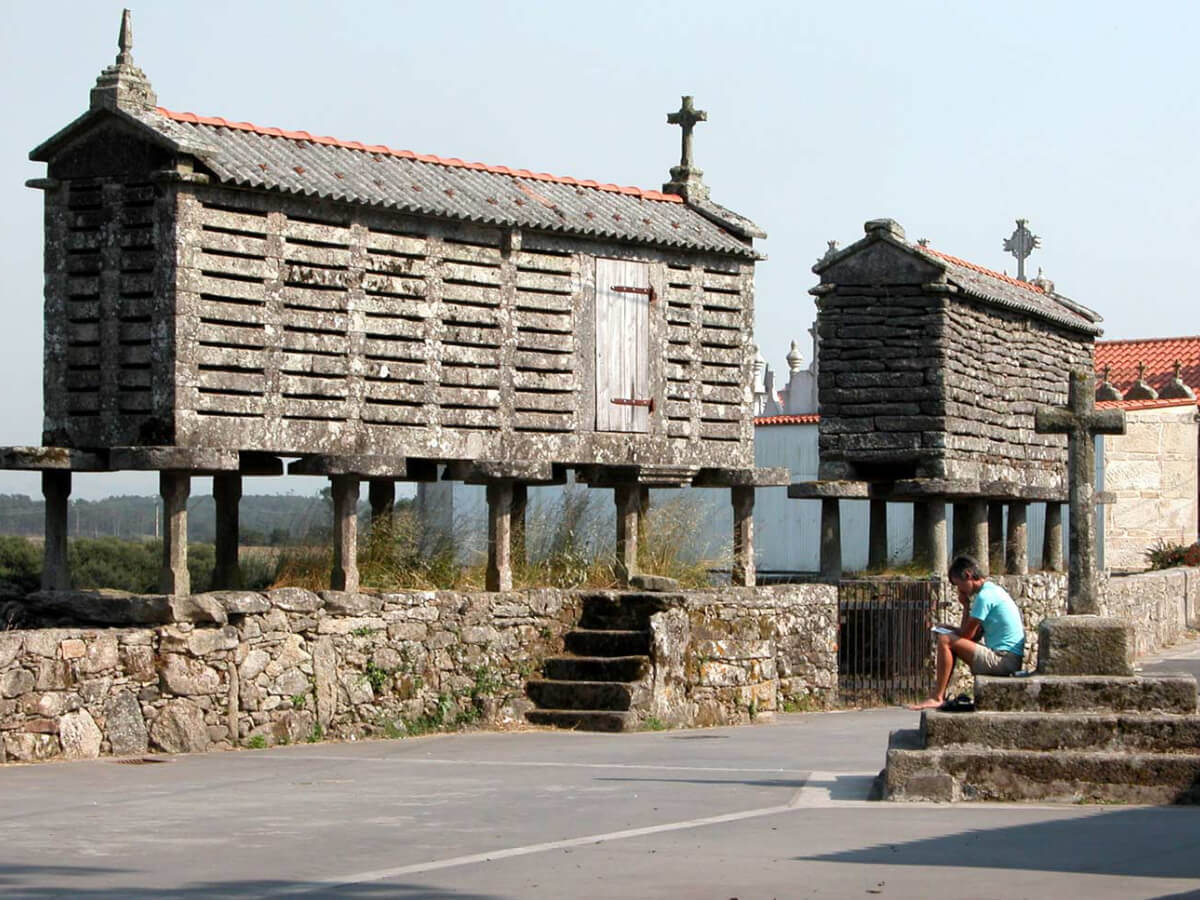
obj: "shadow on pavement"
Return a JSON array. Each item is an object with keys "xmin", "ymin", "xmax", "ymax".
[
  {"xmin": 800, "ymin": 805, "xmax": 1200, "ymax": 880},
  {"xmin": 0, "ymin": 864, "xmax": 508, "ymax": 900}
]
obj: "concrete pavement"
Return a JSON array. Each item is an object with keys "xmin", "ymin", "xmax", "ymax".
[{"xmin": 2, "ymin": 642, "xmax": 1199, "ymax": 899}]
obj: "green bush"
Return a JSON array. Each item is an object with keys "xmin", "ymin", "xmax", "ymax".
[
  {"xmin": 1145, "ymin": 539, "xmax": 1188, "ymax": 571},
  {"xmin": 0, "ymin": 536, "xmax": 41, "ymax": 593}
]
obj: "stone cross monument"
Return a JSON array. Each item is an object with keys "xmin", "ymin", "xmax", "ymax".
[
  {"xmin": 664, "ymin": 96, "xmax": 709, "ymax": 200},
  {"xmin": 1034, "ymin": 369, "xmax": 1126, "ymax": 614},
  {"xmin": 1002, "ymin": 219, "xmax": 1040, "ymax": 282}
]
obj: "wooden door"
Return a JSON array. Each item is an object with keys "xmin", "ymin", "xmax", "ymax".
[{"xmin": 595, "ymin": 258, "xmax": 651, "ymax": 433}]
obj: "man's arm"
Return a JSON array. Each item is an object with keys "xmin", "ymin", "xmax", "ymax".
[{"xmin": 958, "ymin": 614, "xmax": 982, "ymax": 642}]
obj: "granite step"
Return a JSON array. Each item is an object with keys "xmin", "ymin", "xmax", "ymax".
[
  {"xmin": 525, "ymin": 709, "xmax": 637, "ymax": 733},
  {"xmin": 541, "ymin": 655, "xmax": 651, "ymax": 683},
  {"xmin": 921, "ymin": 709, "xmax": 1200, "ymax": 754},
  {"xmin": 884, "ymin": 739, "xmax": 1200, "ymax": 804},
  {"xmin": 526, "ymin": 679, "xmax": 637, "ymax": 711},
  {"xmin": 563, "ymin": 628, "xmax": 651, "ymax": 657},
  {"xmin": 578, "ymin": 594, "xmax": 668, "ymax": 631},
  {"xmin": 975, "ymin": 673, "xmax": 1198, "ymax": 714}
]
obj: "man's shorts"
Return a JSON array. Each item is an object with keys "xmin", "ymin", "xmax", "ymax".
[{"xmin": 970, "ymin": 645, "xmax": 1022, "ymax": 676}]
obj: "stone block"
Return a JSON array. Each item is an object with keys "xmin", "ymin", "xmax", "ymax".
[
  {"xmin": 1, "ymin": 668, "xmax": 34, "ymax": 698},
  {"xmin": 160, "ymin": 655, "xmax": 221, "ymax": 696},
  {"xmin": 25, "ymin": 591, "xmax": 172, "ymax": 627},
  {"xmin": 60, "ymin": 639, "xmax": 86, "ymax": 660},
  {"xmin": 4, "ymin": 732, "xmax": 59, "ymax": 762},
  {"xmin": 169, "ymin": 594, "xmax": 228, "ymax": 625},
  {"xmin": 975, "ymin": 674, "xmax": 1197, "ymax": 714},
  {"xmin": 1037, "ymin": 616, "xmax": 1135, "ymax": 676},
  {"xmin": 209, "ymin": 591, "xmax": 271, "ymax": 615},
  {"xmin": 317, "ymin": 616, "xmax": 385, "ymax": 635},
  {"xmin": 188, "ymin": 626, "xmax": 240, "ymax": 657},
  {"xmin": 629, "ymin": 574, "xmax": 681, "ymax": 593},
  {"xmin": 149, "ymin": 699, "xmax": 211, "ymax": 754},
  {"xmin": 320, "ymin": 591, "xmax": 381, "ymax": 615},
  {"xmin": 80, "ymin": 635, "xmax": 119, "ymax": 674},
  {"xmin": 0, "ymin": 633, "xmax": 22, "ymax": 668},
  {"xmin": 267, "ymin": 588, "xmax": 323, "ymax": 613},
  {"xmin": 104, "ymin": 690, "xmax": 148, "ymax": 756},
  {"xmin": 58, "ymin": 709, "xmax": 102, "ymax": 760}
]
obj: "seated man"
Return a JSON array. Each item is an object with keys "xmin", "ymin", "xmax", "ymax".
[{"xmin": 909, "ymin": 554, "xmax": 1026, "ymax": 711}]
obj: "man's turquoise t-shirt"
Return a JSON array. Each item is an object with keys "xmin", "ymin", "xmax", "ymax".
[{"xmin": 969, "ymin": 581, "xmax": 1025, "ymax": 656}]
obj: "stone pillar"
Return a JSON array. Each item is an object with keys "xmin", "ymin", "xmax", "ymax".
[
  {"xmin": 868, "ymin": 499, "xmax": 888, "ymax": 571},
  {"xmin": 614, "ymin": 485, "xmax": 640, "ymax": 585},
  {"xmin": 636, "ymin": 486, "xmax": 650, "ymax": 571},
  {"xmin": 918, "ymin": 499, "xmax": 948, "ymax": 573},
  {"xmin": 41, "ymin": 470, "xmax": 71, "ymax": 591},
  {"xmin": 966, "ymin": 498, "xmax": 988, "ymax": 573},
  {"xmin": 330, "ymin": 474, "xmax": 360, "ymax": 593},
  {"xmin": 1006, "ymin": 501, "xmax": 1029, "ymax": 575},
  {"xmin": 486, "ymin": 481, "xmax": 514, "ymax": 592},
  {"xmin": 212, "ymin": 473, "xmax": 243, "ymax": 590},
  {"xmin": 1043, "ymin": 502, "xmax": 1064, "ymax": 572},
  {"xmin": 819, "ymin": 498, "xmax": 842, "ymax": 582},
  {"xmin": 731, "ymin": 485, "xmax": 755, "ymax": 587},
  {"xmin": 368, "ymin": 478, "xmax": 395, "ymax": 531},
  {"xmin": 159, "ymin": 471, "xmax": 191, "ymax": 596},
  {"xmin": 988, "ymin": 502, "xmax": 1005, "ymax": 574},
  {"xmin": 510, "ymin": 483, "xmax": 528, "ymax": 570}
]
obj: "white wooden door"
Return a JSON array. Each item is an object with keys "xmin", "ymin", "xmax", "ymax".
[{"xmin": 595, "ymin": 258, "xmax": 651, "ymax": 433}]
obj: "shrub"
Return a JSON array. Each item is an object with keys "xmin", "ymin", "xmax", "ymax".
[
  {"xmin": 0, "ymin": 535, "xmax": 41, "ymax": 594},
  {"xmin": 1145, "ymin": 539, "xmax": 1189, "ymax": 571},
  {"xmin": 1184, "ymin": 543, "xmax": 1200, "ymax": 568}
]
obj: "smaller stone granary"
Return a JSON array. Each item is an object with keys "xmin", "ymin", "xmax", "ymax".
[
  {"xmin": 791, "ymin": 218, "xmax": 1105, "ymax": 577},
  {"xmin": 5, "ymin": 12, "xmax": 783, "ymax": 595}
]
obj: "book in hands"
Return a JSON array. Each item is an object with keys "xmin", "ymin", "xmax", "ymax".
[{"xmin": 931, "ymin": 625, "xmax": 956, "ymax": 635}]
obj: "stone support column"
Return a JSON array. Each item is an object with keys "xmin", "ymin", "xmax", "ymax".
[
  {"xmin": 41, "ymin": 470, "xmax": 71, "ymax": 591},
  {"xmin": 510, "ymin": 483, "xmax": 528, "ymax": 570},
  {"xmin": 731, "ymin": 485, "xmax": 755, "ymax": 587},
  {"xmin": 868, "ymin": 499, "xmax": 888, "ymax": 571},
  {"xmin": 486, "ymin": 481, "xmax": 514, "ymax": 592},
  {"xmin": 368, "ymin": 478, "xmax": 395, "ymax": 531},
  {"xmin": 330, "ymin": 474, "xmax": 360, "ymax": 593},
  {"xmin": 1043, "ymin": 503, "xmax": 1064, "ymax": 572},
  {"xmin": 212, "ymin": 473, "xmax": 243, "ymax": 590},
  {"xmin": 819, "ymin": 498, "xmax": 842, "ymax": 582},
  {"xmin": 1006, "ymin": 501, "xmax": 1029, "ymax": 575},
  {"xmin": 920, "ymin": 499, "xmax": 948, "ymax": 574},
  {"xmin": 966, "ymin": 498, "xmax": 988, "ymax": 573},
  {"xmin": 159, "ymin": 471, "xmax": 191, "ymax": 596},
  {"xmin": 636, "ymin": 486, "xmax": 650, "ymax": 571},
  {"xmin": 988, "ymin": 502, "xmax": 1006, "ymax": 574},
  {"xmin": 614, "ymin": 485, "xmax": 640, "ymax": 585}
]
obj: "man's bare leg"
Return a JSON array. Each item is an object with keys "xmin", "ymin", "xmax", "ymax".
[{"xmin": 909, "ymin": 634, "xmax": 977, "ymax": 710}]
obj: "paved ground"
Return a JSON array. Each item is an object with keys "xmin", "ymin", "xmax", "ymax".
[{"xmin": 3, "ymin": 639, "xmax": 1199, "ymax": 899}]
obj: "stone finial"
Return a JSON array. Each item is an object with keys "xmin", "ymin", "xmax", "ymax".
[
  {"xmin": 1095, "ymin": 365, "xmax": 1122, "ymax": 401},
  {"xmin": 917, "ymin": 238, "xmax": 930, "ymax": 248},
  {"xmin": 1030, "ymin": 266, "xmax": 1056, "ymax": 294},
  {"xmin": 662, "ymin": 96, "xmax": 709, "ymax": 202},
  {"xmin": 90, "ymin": 9, "xmax": 157, "ymax": 111},
  {"xmin": 864, "ymin": 219, "xmax": 905, "ymax": 241},
  {"xmin": 1158, "ymin": 359, "xmax": 1196, "ymax": 400},
  {"xmin": 1123, "ymin": 362, "xmax": 1159, "ymax": 401},
  {"xmin": 786, "ymin": 340, "xmax": 804, "ymax": 374},
  {"xmin": 817, "ymin": 240, "xmax": 839, "ymax": 264},
  {"xmin": 1003, "ymin": 218, "xmax": 1040, "ymax": 281}
]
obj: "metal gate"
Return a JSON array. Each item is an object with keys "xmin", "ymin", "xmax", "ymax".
[{"xmin": 838, "ymin": 579, "xmax": 937, "ymax": 706}]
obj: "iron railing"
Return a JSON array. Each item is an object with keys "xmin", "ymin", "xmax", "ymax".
[{"xmin": 838, "ymin": 579, "xmax": 938, "ymax": 706}]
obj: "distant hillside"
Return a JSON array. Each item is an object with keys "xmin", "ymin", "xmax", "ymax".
[{"xmin": 0, "ymin": 492, "xmax": 406, "ymax": 543}]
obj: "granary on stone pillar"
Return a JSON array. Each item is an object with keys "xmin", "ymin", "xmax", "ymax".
[
  {"xmin": 788, "ymin": 218, "xmax": 1104, "ymax": 579},
  {"xmin": 3, "ymin": 12, "xmax": 784, "ymax": 596}
]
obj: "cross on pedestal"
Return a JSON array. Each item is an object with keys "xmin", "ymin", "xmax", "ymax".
[
  {"xmin": 667, "ymin": 96, "xmax": 707, "ymax": 174},
  {"xmin": 1035, "ymin": 370, "xmax": 1126, "ymax": 614}
]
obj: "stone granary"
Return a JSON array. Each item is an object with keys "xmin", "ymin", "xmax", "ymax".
[
  {"xmin": 790, "ymin": 219, "xmax": 1104, "ymax": 578},
  {"xmin": 5, "ymin": 12, "xmax": 781, "ymax": 595}
]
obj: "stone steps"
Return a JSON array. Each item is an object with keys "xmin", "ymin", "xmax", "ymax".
[
  {"xmin": 975, "ymin": 674, "xmax": 1198, "ymax": 714},
  {"xmin": 524, "ymin": 710, "xmax": 638, "ymax": 732},
  {"xmin": 885, "ymin": 731, "xmax": 1200, "ymax": 804},
  {"xmin": 542, "ymin": 655, "xmax": 651, "ymax": 682},
  {"xmin": 526, "ymin": 679, "xmax": 638, "ymax": 711},
  {"xmin": 563, "ymin": 628, "xmax": 651, "ymax": 657},
  {"xmin": 922, "ymin": 709, "xmax": 1200, "ymax": 754},
  {"xmin": 577, "ymin": 593, "xmax": 667, "ymax": 631}
]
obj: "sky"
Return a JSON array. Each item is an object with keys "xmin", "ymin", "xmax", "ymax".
[{"xmin": 0, "ymin": 1, "xmax": 1196, "ymax": 500}]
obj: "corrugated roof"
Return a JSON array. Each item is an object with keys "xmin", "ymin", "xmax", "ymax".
[
  {"xmin": 1095, "ymin": 336, "xmax": 1200, "ymax": 394},
  {"xmin": 126, "ymin": 108, "xmax": 757, "ymax": 258},
  {"xmin": 918, "ymin": 246, "xmax": 1103, "ymax": 335}
]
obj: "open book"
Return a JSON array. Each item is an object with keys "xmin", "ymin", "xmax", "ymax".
[{"xmin": 931, "ymin": 625, "xmax": 956, "ymax": 635}]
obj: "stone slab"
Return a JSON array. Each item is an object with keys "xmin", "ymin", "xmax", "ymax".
[
  {"xmin": 974, "ymin": 673, "xmax": 1197, "ymax": 714},
  {"xmin": 1037, "ymin": 616, "xmax": 1135, "ymax": 676},
  {"xmin": 921, "ymin": 709, "xmax": 1200, "ymax": 753},
  {"xmin": 24, "ymin": 590, "xmax": 172, "ymax": 627},
  {"xmin": 693, "ymin": 467, "xmax": 790, "ymax": 488},
  {"xmin": 288, "ymin": 455, "xmax": 406, "ymax": 478},
  {"xmin": 885, "ymin": 742, "xmax": 1200, "ymax": 804},
  {"xmin": 786, "ymin": 480, "xmax": 870, "ymax": 499},
  {"xmin": 109, "ymin": 446, "xmax": 240, "ymax": 473},
  {"xmin": 0, "ymin": 446, "xmax": 106, "ymax": 471}
]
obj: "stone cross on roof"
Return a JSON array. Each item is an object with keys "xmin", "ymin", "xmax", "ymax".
[
  {"xmin": 1003, "ymin": 218, "xmax": 1041, "ymax": 282},
  {"xmin": 1035, "ymin": 370, "xmax": 1126, "ymax": 615},
  {"xmin": 663, "ymin": 96, "xmax": 709, "ymax": 201}
]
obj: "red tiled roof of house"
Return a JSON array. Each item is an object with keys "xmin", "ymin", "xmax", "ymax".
[
  {"xmin": 755, "ymin": 414, "xmax": 820, "ymax": 426},
  {"xmin": 159, "ymin": 108, "xmax": 684, "ymax": 203},
  {"xmin": 1095, "ymin": 336, "xmax": 1200, "ymax": 394},
  {"xmin": 1097, "ymin": 396, "xmax": 1198, "ymax": 412}
]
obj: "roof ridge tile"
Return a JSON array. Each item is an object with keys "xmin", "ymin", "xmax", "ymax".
[
  {"xmin": 159, "ymin": 107, "xmax": 684, "ymax": 204},
  {"xmin": 921, "ymin": 246, "xmax": 1044, "ymax": 294}
]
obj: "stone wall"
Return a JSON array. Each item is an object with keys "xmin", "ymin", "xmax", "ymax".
[
  {"xmin": 0, "ymin": 584, "xmax": 837, "ymax": 764},
  {"xmin": 1102, "ymin": 405, "xmax": 1199, "ymax": 572}
]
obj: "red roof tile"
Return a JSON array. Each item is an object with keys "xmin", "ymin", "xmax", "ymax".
[
  {"xmin": 920, "ymin": 246, "xmax": 1044, "ymax": 295},
  {"xmin": 755, "ymin": 414, "xmax": 820, "ymax": 426},
  {"xmin": 158, "ymin": 108, "xmax": 684, "ymax": 204},
  {"xmin": 1097, "ymin": 396, "xmax": 1198, "ymax": 412},
  {"xmin": 1095, "ymin": 336, "xmax": 1200, "ymax": 394}
]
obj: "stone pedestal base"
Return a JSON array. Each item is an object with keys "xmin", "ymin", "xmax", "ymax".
[{"xmin": 1036, "ymin": 616, "xmax": 1135, "ymax": 676}]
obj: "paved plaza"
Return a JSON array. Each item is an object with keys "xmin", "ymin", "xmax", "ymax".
[{"xmin": 2, "ymin": 639, "xmax": 1198, "ymax": 900}]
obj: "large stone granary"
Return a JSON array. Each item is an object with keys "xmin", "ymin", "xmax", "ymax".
[
  {"xmin": 791, "ymin": 218, "xmax": 1105, "ymax": 577},
  {"xmin": 6, "ymin": 12, "xmax": 780, "ymax": 594}
]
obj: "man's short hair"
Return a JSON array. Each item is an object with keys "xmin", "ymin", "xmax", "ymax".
[{"xmin": 949, "ymin": 555, "xmax": 984, "ymax": 582}]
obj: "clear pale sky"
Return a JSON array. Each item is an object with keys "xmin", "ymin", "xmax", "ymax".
[{"xmin": 1, "ymin": 1, "xmax": 1195, "ymax": 499}]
